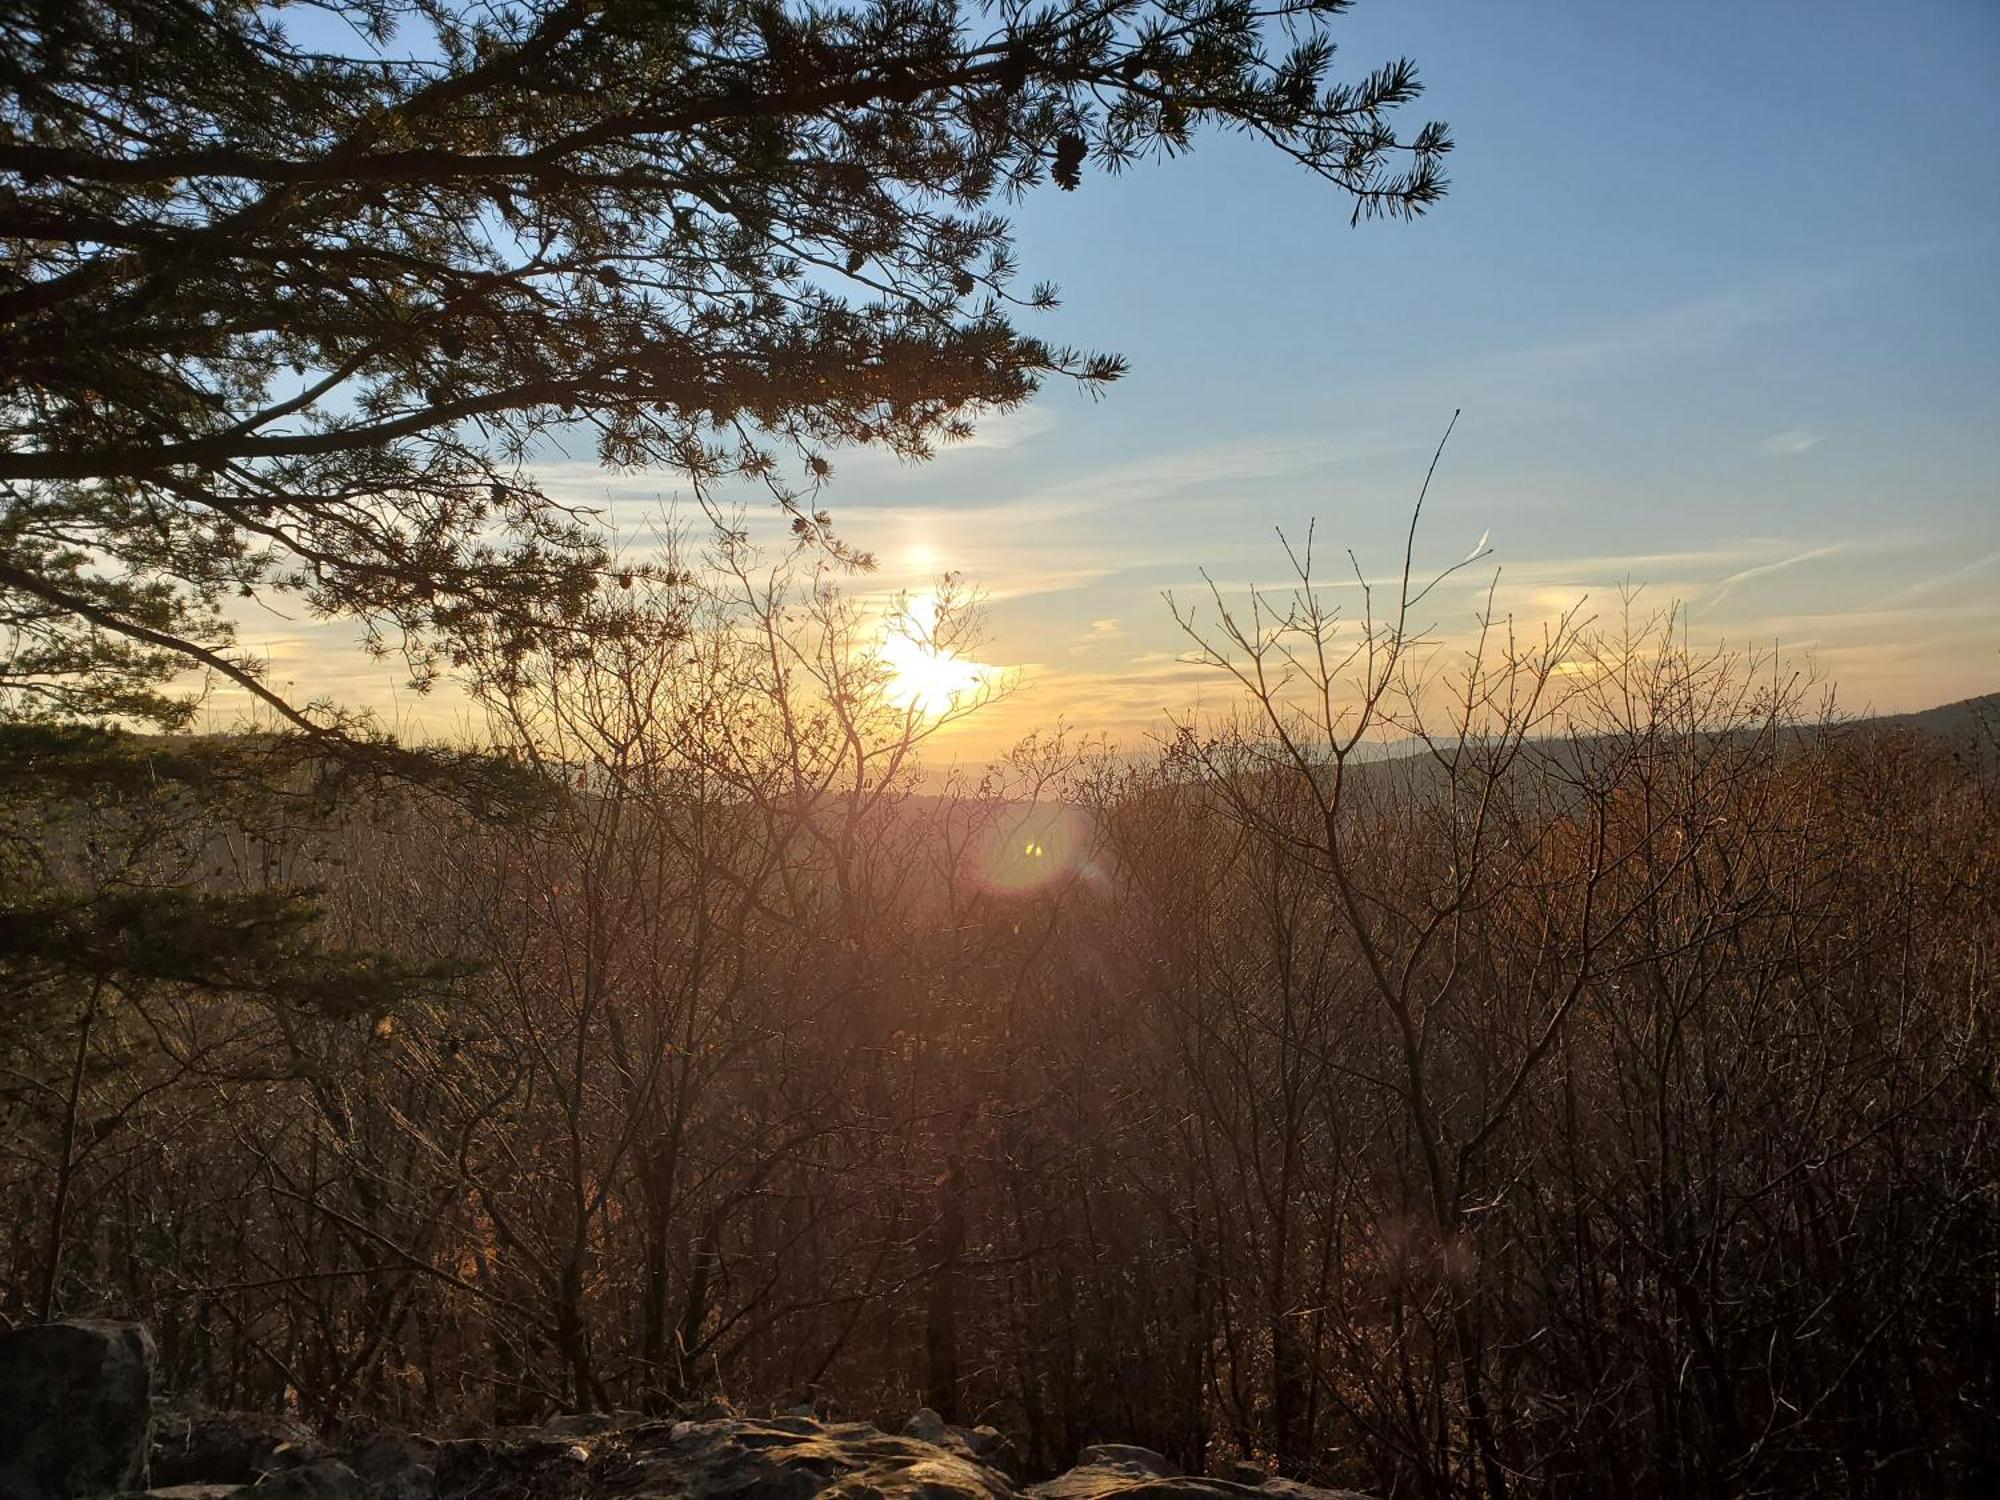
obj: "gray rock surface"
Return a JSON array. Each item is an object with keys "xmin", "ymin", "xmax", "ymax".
[
  {"xmin": 1028, "ymin": 1445, "xmax": 1370, "ymax": 1500},
  {"xmin": 12, "ymin": 1321, "xmax": 1373, "ymax": 1500},
  {"xmin": 609, "ymin": 1415, "xmax": 1013, "ymax": 1500},
  {"xmin": 899, "ymin": 1411, "xmax": 1011, "ymax": 1469},
  {"xmin": 340, "ymin": 1435, "xmax": 436, "ymax": 1500},
  {"xmin": 0, "ymin": 1320, "xmax": 157, "ymax": 1500},
  {"xmin": 112, "ymin": 1399, "xmax": 1372, "ymax": 1500}
]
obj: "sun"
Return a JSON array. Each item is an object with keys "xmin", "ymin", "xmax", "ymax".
[{"xmin": 878, "ymin": 592, "xmax": 994, "ymax": 716}]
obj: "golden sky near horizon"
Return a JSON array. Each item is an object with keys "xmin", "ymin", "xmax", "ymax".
[
  {"xmin": 207, "ymin": 408, "xmax": 1999, "ymax": 766},
  {"xmin": 196, "ymin": 1, "xmax": 2000, "ymax": 758}
]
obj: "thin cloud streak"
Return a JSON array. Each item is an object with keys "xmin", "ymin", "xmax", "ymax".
[
  {"xmin": 1700, "ymin": 543, "xmax": 1847, "ymax": 614},
  {"xmin": 1759, "ymin": 429, "xmax": 1826, "ymax": 455},
  {"xmin": 1864, "ymin": 548, "xmax": 2000, "ymax": 609}
]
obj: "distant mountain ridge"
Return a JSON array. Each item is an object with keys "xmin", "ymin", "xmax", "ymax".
[{"xmin": 1859, "ymin": 690, "xmax": 1999, "ymax": 746}]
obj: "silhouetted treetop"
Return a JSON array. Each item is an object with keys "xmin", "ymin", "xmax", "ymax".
[{"xmin": 1, "ymin": 0, "xmax": 1448, "ymax": 728}]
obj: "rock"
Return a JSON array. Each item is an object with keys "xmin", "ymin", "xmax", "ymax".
[
  {"xmin": 959, "ymin": 1428, "xmax": 1005, "ymax": 1460},
  {"xmin": 433, "ymin": 1436, "xmax": 589, "ymax": 1500},
  {"xmin": 894, "ymin": 1412, "xmax": 1011, "ymax": 1472},
  {"xmin": 6, "ymin": 1325, "xmax": 1377, "ymax": 1500},
  {"xmin": 1026, "ymin": 1443, "xmax": 1380, "ymax": 1500},
  {"xmin": 1073, "ymin": 1448, "xmax": 1180, "ymax": 1479},
  {"xmin": 1255, "ymin": 1483, "xmax": 1372, "ymax": 1500},
  {"xmin": 0, "ymin": 1320, "xmax": 157, "ymax": 1500},
  {"xmin": 350, "ymin": 1414, "xmax": 1374, "ymax": 1500},
  {"xmin": 341, "ymin": 1434, "xmax": 435, "ymax": 1500},
  {"xmin": 591, "ymin": 1417, "xmax": 1014, "ymax": 1500},
  {"xmin": 1032, "ymin": 1447, "xmax": 1179, "ymax": 1500},
  {"xmin": 1029, "ymin": 1449, "xmax": 1375, "ymax": 1500},
  {"xmin": 145, "ymin": 1409, "xmax": 436, "ymax": 1500},
  {"xmin": 151, "ymin": 1410, "xmax": 320, "ymax": 1487},
  {"xmin": 902, "ymin": 1409, "xmax": 952, "ymax": 1445}
]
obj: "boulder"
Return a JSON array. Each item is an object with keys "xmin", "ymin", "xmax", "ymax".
[
  {"xmin": 432, "ymin": 1436, "xmax": 590, "ymax": 1500},
  {"xmin": 897, "ymin": 1412, "xmax": 1012, "ymax": 1471},
  {"xmin": 341, "ymin": 1434, "xmax": 437, "ymax": 1500},
  {"xmin": 902, "ymin": 1408, "xmax": 953, "ymax": 1446},
  {"xmin": 495, "ymin": 1416, "xmax": 1015, "ymax": 1500},
  {"xmin": 1074, "ymin": 1448, "xmax": 1182, "ymax": 1479},
  {"xmin": 1027, "ymin": 1445, "xmax": 1370, "ymax": 1500},
  {"xmin": 0, "ymin": 1320, "xmax": 156, "ymax": 1500},
  {"xmin": 959, "ymin": 1428, "xmax": 1006, "ymax": 1461}
]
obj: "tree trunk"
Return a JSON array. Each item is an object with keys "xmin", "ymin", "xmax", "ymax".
[
  {"xmin": 39, "ymin": 982, "xmax": 100, "ymax": 1322},
  {"xmin": 924, "ymin": 1159, "xmax": 968, "ymax": 1421}
]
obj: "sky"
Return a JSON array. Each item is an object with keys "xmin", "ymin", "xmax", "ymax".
[{"xmin": 234, "ymin": 0, "xmax": 2000, "ymax": 760}]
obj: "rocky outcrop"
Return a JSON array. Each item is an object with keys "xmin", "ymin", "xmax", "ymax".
[
  {"xmin": 524, "ymin": 1413, "xmax": 1016, "ymax": 1500},
  {"xmin": 0, "ymin": 1321, "xmax": 157, "ymax": 1500},
  {"xmin": 133, "ymin": 1413, "xmax": 1368, "ymax": 1500},
  {"xmin": 0, "ymin": 1322, "xmax": 1370, "ymax": 1500},
  {"xmin": 1028, "ymin": 1446, "xmax": 1366, "ymax": 1500}
]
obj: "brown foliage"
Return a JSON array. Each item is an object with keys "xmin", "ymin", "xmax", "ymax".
[{"xmin": 3, "ymin": 557, "xmax": 1993, "ymax": 1498}]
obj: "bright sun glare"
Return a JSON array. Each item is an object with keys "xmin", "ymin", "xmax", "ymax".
[{"xmin": 878, "ymin": 592, "xmax": 993, "ymax": 716}]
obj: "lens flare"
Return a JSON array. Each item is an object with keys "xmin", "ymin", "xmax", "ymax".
[{"xmin": 969, "ymin": 803, "xmax": 1086, "ymax": 895}]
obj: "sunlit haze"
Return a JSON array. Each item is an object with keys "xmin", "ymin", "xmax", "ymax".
[{"xmin": 221, "ymin": 0, "xmax": 1998, "ymax": 759}]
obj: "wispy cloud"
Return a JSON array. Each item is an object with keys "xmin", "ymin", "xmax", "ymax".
[
  {"xmin": 1864, "ymin": 547, "xmax": 2000, "ymax": 609},
  {"xmin": 1759, "ymin": 428, "xmax": 1825, "ymax": 456},
  {"xmin": 1700, "ymin": 542, "xmax": 1847, "ymax": 613},
  {"xmin": 1440, "ymin": 267, "xmax": 1865, "ymax": 398},
  {"xmin": 1157, "ymin": 541, "xmax": 1778, "ymax": 601},
  {"xmin": 938, "ymin": 403, "xmax": 1058, "ymax": 452},
  {"xmin": 800, "ymin": 435, "xmax": 1353, "ymax": 604},
  {"xmin": 1068, "ymin": 618, "xmax": 1125, "ymax": 655}
]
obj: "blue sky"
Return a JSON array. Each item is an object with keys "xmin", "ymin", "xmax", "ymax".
[{"xmin": 241, "ymin": 0, "xmax": 2000, "ymax": 753}]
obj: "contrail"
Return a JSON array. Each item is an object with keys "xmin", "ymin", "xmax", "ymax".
[
  {"xmin": 1701, "ymin": 542, "xmax": 1845, "ymax": 613},
  {"xmin": 1864, "ymin": 548, "xmax": 2000, "ymax": 609}
]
